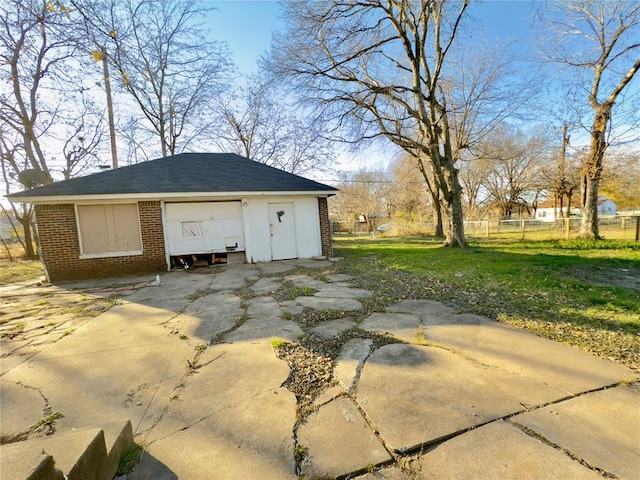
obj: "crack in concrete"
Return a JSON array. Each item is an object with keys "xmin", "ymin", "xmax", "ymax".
[
  {"xmin": 506, "ymin": 419, "xmax": 619, "ymax": 479},
  {"xmin": 0, "ymin": 381, "xmax": 61, "ymax": 445}
]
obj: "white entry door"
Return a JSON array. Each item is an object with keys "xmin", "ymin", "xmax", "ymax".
[{"xmin": 269, "ymin": 203, "xmax": 297, "ymax": 260}]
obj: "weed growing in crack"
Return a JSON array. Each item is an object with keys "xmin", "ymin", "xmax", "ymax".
[
  {"xmin": 195, "ymin": 343, "xmax": 207, "ymax": 352},
  {"xmin": 186, "ymin": 288, "xmax": 212, "ymax": 302},
  {"xmin": 414, "ymin": 325, "xmax": 429, "ymax": 346},
  {"xmin": 235, "ymin": 315, "xmax": 247, "ymax": 327},
  {"xmin": 293, "ymin": 444, "xmax": 308, "ymax": 462},
  {"xmin": 186, "ymin": 358, "xmax": 200, "ymax": 373},
  {"xmin": 274, "ymin": 281, "xmax": 318, "ymax": 302},
  {"xmin": 30, "ymin": 411, "xmax": 63, "ymax": 435},
  {"xmin": 116, "ymin": 443, "xmax": 143, "ymax": 476},
  {"xmin": 271, "ymin": 338, "xmax": 289, "ymax": 349}
]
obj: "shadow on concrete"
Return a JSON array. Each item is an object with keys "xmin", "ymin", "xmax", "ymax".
[{"xmin": 129, "ymin": 451, "xmax": 178, "ymax": 480}]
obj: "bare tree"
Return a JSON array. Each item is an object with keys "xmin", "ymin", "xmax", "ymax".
[
  {"xmin": 270, "ymin": 0, "xmax": 474, "ymax": 246},
  {"xmin": 0, "ymin": 0, "xmax": 89, "ymax": 256},
  {"xmin": 0, "ymin": 0, "xmax": 78, "ymax": 182},
  {"xmin": 330, "ymin": 170, "xmax": 393, "ymax": 231},
  {"xmin": 60, "ymin": 99, "xmax": 106, "ymax": 179},
  {"xmin": 458, "ymin": 156, "xmax": 489, "ymax": 220},
  {"xmin": 478, "ymin": 125, "xmax": 548, "ymax": 219},
  {"xmin": 213, "ymin": 75, "xmax": 334, "ymax": 174},
  {"xmin": 389, "ymin": 154, "xmax": 432, "ymax": 226},
  {"xmin": 75, "ymin": 0, "xmax": 233, "ymax": 158},
  {"xmin": 542, "ymin": 0, "xmax": 640, "ymax": 238},
  {"xmin": 539, "ymin": 123, "xmax": 581, "ymax": 219}
]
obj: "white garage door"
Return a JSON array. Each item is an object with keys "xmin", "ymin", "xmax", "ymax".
[{"xmin": 165, "ymin": 202, "xmax": 245, "ymax": 255}]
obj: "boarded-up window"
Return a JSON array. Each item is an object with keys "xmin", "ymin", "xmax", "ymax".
[
  {"xmin": 77, "ymin": 204, "xmax": 142, "ymax": 256},
  {"xmin": 181, "ymin": 221, "xmax": 202, "ymax": 237}
]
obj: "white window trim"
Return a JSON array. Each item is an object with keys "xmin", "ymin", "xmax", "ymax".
[{"xmin": 75, "ymin": 203, "xmax": 144, "ymax": 258}]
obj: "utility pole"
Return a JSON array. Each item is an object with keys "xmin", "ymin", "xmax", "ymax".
[{"xmin": 101, "ymin": 46, "xmax": 118, "ymax": 169}]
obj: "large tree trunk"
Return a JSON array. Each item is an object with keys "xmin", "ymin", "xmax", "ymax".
[
  {"xmin": 580, "ymin": 175, "xmax": 600, "ymax": 239},
  {"xmin": 20, "ymin": 216, "xmax": 36, "ymax": 258},
  {"xmin": 416, "ymin": 155, "xmax": 444, "ymax": 238},
  {"xmin": 433, "ymin": 199, "xmax": 444, "ymax": 238},
  {"xmin": 442, "ymin": 162, "xmax": 467, "ymax": 247},
  {"xmin": 444, "ymin": 192, "xmax": 466, "ymax": 247},
  {"xmin": 579, "ymin": 107, "xmax": 609, "ymax": 239}
]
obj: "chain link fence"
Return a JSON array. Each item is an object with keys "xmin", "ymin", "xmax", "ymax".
[{"xmin": 332, "ymin": 216, "xmax": 640, "ymax": 241}]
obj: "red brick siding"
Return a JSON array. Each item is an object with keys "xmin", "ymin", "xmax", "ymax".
[
  {"xmin": 35, "ymin": 201, "xmax": 166, "ymax": 283},
  {"xmin": 317, "ymin": 197, "xmax": 332, "ymax": 257}
]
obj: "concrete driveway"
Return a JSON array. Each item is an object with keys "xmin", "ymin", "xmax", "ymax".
[{"xmin": 1, "ymin": 260, "xmax": 639, "ymax": 479}]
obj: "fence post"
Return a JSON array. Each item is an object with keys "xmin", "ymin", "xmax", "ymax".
[
  {"xmin": 565, "ymin": 218, "xmax": 571, "ymax": 240},
  {"xmin": 485, "ymin": 220, "xmax": 489, "ymax": 238},
  {"xmin": 521, "ymin": 220, "xmax": 525, "ymax": 240},
  {"xmin": 636, "ymin": 216, "xmax": 640, "ymax": 242}
]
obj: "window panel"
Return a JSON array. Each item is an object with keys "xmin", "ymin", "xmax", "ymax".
[{"xmin": 77, "ymin": 204, "xmax": 142, "ymax": 256}]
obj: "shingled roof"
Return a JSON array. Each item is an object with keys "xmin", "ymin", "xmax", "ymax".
[{"xmin": 8, "ymin": 153, "xmax": 337, "ymax": 201}]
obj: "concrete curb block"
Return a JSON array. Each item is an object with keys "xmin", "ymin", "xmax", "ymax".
[{"xmin": 0, "ymin": 421, "xmax": 134, "ymax": 480}]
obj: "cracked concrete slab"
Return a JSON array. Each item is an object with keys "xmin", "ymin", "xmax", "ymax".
[
  {"xmin": 280, "ymin": 300, "xmax": 305, "ymax": 316},
  {"xmin": 256, "ymin": 262, "xmax": 297, "ymax": 275},
  {"xmin": 510, "ymin": 384, "xmax": 640, "ymax": 479},
  {"xmin": 420, "ymin": 312, "xmax": 637, "ymax": 393},
  {"xmin": 249, "ymin": 277, "xmax": 282, "ymax": 294},
  {"xmin": 136, "ymin": 342, "xmax": 298, "ymax": 479},
  {"xmin": 360, "ymin": 312, "xmax": 422, "ymax": 343},
  {"xmin": 386, "ymin": 299, "xmax": 455, "ymax": 315},
  {"xmin": 417, "ymin": 420, "xmax": 602, "ymax": 479},
  {"xmin": 224, "ymin": 315, "xmax": 304, "ymax": 343},
  {"xmin": 324, "ymin": 274, "xmax": 353, "ymax": 282},
  {"xmin": 283, "ymin": 274, "xmax": 326, "ymax": 289},
  {"xmin": 177, "ymin": 292, "xmax": 244, "ymax": 342},
  {"xmin": 296, "ymin": 296, "xmax": 362, "ymax": 311},
  {"xmin": 246, "ymin": 296, "xmax": 281, "ymax": 317},
  {"xmin": 313, "ymin": 284, "xmax": 373, "ymax": 299},
  {"xmin": 1, "ymin": 300, "xmax": 195, "ymax": 440},
  {"xmin": 297, "ymin": 397, "xmax": 392, "ymax": 479},
  {"xmin": 288, "ymin": 259, "xmax": 332, "ymax": 269},
  {"xmin": 0, "ymin": 380, "xmax": 46, "ymax": 443},
  {"xmin": 309, "ymin": 319, "xmax": 357, "ymax": 339},
  {"xmin": 3, "ymin": 263, "xmax": 639, "ymax": 480},
  {"xmin": 356, "ymin": 344, "xmax": 571, "ymax": 453},
  {"xmin": 334, "ymin": 339, "xmax": 373, "ymax": 392},
  {"xmin": 208, "ymin": 265, "xmax": 259, "ymax": 290}
]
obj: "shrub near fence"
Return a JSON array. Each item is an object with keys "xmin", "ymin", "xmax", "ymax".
[{"xmin": 333, "ymin": 216, "xmax": 639, "ymax": 241}]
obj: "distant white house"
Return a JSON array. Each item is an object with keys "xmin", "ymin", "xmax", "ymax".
[{"xmin": 535, "ymin": 196, "xmax": 616, "ymax": 222}]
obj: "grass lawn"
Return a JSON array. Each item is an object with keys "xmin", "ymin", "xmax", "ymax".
[
  {"xmin": 333, "ymin": 236, "xmax": 640, "ymax": 371},
  {"xmin": 0, "ymin": 242, "xmax": 44, "ymax": 285}
]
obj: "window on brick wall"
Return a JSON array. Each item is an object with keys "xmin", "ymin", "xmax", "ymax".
[{"xmin": 76, "ymin": 204, "xmax": 143, "ymax": 258}]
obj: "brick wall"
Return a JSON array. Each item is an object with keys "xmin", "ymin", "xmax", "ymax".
[
  {"xmin": 35, "ymin": 201, "xmax": 166, "ymax": 283},
  {"xmin": 317, "ymin": 197, "xmax": 333, "ymax": 258}
]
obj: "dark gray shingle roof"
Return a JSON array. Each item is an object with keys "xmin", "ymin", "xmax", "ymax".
[{"xmin": 9, "ymin": 153, "xmax": 337, "ymax": 199}]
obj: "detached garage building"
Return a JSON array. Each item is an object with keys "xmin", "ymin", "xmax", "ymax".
[{"xmin": 8, "ymin": 153, "xmax": 337, "ymax": 283}]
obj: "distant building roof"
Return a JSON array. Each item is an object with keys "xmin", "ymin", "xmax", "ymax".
[{"xmin": 8, "ymin": 153, "xmax": 337, "ymax": 202}]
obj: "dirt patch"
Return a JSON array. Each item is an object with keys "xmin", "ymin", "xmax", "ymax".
[{"xmin": 562, "ymin": 266, "xmax": 640, "ymax": 291}]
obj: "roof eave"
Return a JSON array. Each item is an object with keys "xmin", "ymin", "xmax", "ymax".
[{"xmin": 7, "ymin": 190, "xmax": 338, "ymax": 204}]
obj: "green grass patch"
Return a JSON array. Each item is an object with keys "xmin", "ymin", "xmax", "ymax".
[
  {"xmin": 0, "ymin": 244, "xmax": 44, "ymax": 285},
  {"xmin": 334, "ymin": 237, "xmax": 640, "ymax": 369},
  {"xmin": 271, "ymin": 337, "xmax": 289, "ymax": 349}
]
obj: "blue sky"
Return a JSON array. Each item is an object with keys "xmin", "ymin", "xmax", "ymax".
[
  {"xmin": 208, "ymin": 0, "xmax": 538, "ymax": 75},
  {"xmin": 206, "ymin": 1, "xmax": 540, "ymax": 172}
]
